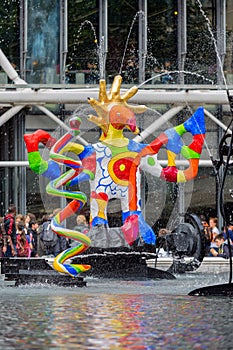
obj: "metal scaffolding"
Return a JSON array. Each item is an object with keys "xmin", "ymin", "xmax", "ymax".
[{"xmin": 0, "ymin": 0, "xmax": 232, "ymax": 220}]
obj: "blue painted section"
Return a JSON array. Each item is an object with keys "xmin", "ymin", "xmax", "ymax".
[
  {"xmin": 62, "ymin": 264, "xmax": 78, "ymax": 277},
  {"xmin": 184, "ymin": 107, "xmax": 205, "ymax": 135},
  {"xmin": 92, "ymin": 217, "xmax": 108, "ymax": 226},
  {"xmin": 165, "ymin": 128, "xmax": 183, "ymax": 154},
  {"xmin": 79, "ymin": 145, "xmax": 95, "ymax": 160},
  {"xmin": 128, "ymin": 140, "xmax": 146, "ymax": 152},
  {"xmin": 122, "ymin": 211, "xmax": 156, "ymax": 245},
  {"xmin": 69, "ymin": 172, "xmax": 90, "ymax": 186},
  {"xmin": 43, "ymin": 160, "xmax": 61, "ymax": 180},
  {"xmin": 122, "ymin": 210, "xmax": 141, "ymax": 222},
  {"xmin": 138, "ymin": 213, "xmax": 156, "ymax": 245}
]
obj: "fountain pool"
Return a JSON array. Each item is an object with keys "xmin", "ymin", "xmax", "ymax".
[{"xmin": 0, "ymin": 272, "xmax": 232, "ymax": 349}]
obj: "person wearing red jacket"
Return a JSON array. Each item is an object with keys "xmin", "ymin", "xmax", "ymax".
[{"xmin": 4, "ymin": 204, "xmax": 17, "ymax": 257}]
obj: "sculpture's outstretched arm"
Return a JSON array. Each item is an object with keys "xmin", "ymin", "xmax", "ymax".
[
  {"xmin": 24, "ymin": 129, "xmax": 60, "ymax": 179},
  {"xmin": 129, "ymin": 107, "xmax": 205, "ymax": 212},
  {"xmin": 24, "ymin": 118, "xmax": 93, "ymax": 277},
  {"xmin": 121, "ymin": 107, "xmax": 205, "ymax": 245}
]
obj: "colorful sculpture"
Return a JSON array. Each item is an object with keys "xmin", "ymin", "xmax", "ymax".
[{"xmin": 24, "ymin": 75, "xmax": 205, "ymax": 277}]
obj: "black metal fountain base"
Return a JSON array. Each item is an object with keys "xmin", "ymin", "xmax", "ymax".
[
  {"xmin": 0, "ymin": 251, "xmax": 175, "ymax": 287},
  {"xmin": 0, "ymin": 258, "xmax": 86, "ymax": 287},
  {"xmin": 72, "ymin": 247, "xmax": 175, "ymax": 280},
  {"xmin": 188, "ymin": 283, "xmax": 233, "ymax": 296}
]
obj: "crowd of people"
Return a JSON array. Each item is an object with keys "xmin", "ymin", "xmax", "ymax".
[
  {"xmin": 155, "ymin": 216, "xmax": 233, "ymax": 260},
  {"xmin": 0, "ymin": 204, "xmax": 90, "ymax": 259},
  {"xmin": 1, "ymin": 205, "xmax": 233, "ymax": 260},
  {"xmin": 201, "ymin": 216, "xmax": 233, "ymax": 258}
]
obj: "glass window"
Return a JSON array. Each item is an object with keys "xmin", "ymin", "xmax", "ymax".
[{"xmin": 26, "ymin": 0, "xmax": 60, "ymax": 84}]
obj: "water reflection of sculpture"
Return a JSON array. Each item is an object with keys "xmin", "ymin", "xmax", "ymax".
[{"xmin": 24, "ymin": 75, "xmax": 206, "ymax": 277}]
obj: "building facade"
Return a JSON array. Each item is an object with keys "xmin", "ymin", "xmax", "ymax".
[{"xmin": 0, "ymin": 0, "xmax": 232, "ymax": 230}]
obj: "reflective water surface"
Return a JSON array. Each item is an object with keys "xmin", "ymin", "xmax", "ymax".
[{"xmin": 0, "ymin": 272, "xmax": 232, "ymax": 349}]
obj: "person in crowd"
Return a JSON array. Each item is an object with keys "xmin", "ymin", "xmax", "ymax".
[
  {"xmin": 52, "ymin": 208, "xmax": 69, "ymax": 252},
  {"xmin": 16, "ymin": 221, "xmax": 30, "ymax": 257},
  {"xmin": 0, "ymin": 217, "xmax": 7, "ymax": 257},
  {"xmin": 124, "ymin": 59, "xmax": 138, "ymax": 84},
  {"xmin": 24, "ymin": 212, "xmax": 36, "ymax": 230},
  {"xmin": 40, "ymin": 214, "xmax": 59, "ymax": 256},
  {"xmin": 4, "ymin": 204, "xmax": 17, "ymax": 257},
  {"xmin": 86, "ymin": 61, "xmax": 99, "ymax": 84},
  {"xmin": 74, "ymin": 214, "xmax": 89, "ymax": 233},
  {"xmin": 156, "ymin": 228, "xmax": 171, "ymax": 257},
  {"xmin": 161, "ymin": 60, "xmax": 173, "ymax": 84},
  {"xmin": 23, "ymin": 214, "xmax": 31, "ymax": 230},
  {"xmin": 40, "ymin": 208, "xmax": 68, "ymax": 256},
  {"xmin": 27, "ymin": 220, "xmax": 39, "ymax": 257},
  {"xmin": 222, "ymin": 224, "xmax": 233, "ymax": 242},
  {"xmin": 210, "ymin": 233, "xmax": 233, "ymax": 259},
  {"xmin": 37, "ymin": 214, "xmax": 49, "ymax": 256},
  {"xmin": 209, "ymin": 217, "xmax": 220, "ymax": 256},
  {"xmin": 200, "ymin": 214, "xmax": 212, "ymax": 256},
  {"xmin": 70, "ymin": 214, "xmax": 89, "ymax": 248},
  {"xmin": 15, "ymin": 214, "xmax": 24, "ymax": 231}
]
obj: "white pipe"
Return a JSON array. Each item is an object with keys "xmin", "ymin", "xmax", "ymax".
[
  {"xmin": 134, "ymin": 105, "xmax": 184, "ymax": 142},
  {"xmin": 204, "ymin": 108, "xmax": 232, "ymax": 134},
  {"xmin": 133, "ymin": 89, "xmax": 230, "ymax": 105},
  {"xmin": 0, "ymin": 160, "xmax": 215, "ymax": 167},
  {"xmin": 0, "ymin": 161, "xmax": 29, "ymax": 167},
  {"xmin": 0, "ymin": 89, "xmax": 230, "ymax": 105},
  {"xmin": 0, "ymin": 105, "xmax": 25, "ymax": 127},
  {"xmin": 0, "ymin": 49, "xmax": 88, "ymax": 145},
  {"xmin": 0, "ymin": 89, "xmax": 97, "ymax": 104},
  {"xmin": 0, "ymin": 50, "xmax": 28, "ymax": 127},
  {"xmin": 0, "ymin": 49, "xmax": 27, "ymax": 85},
  {"xmin": 159, "ymin": 160, "xmax": 214, "ymax": 167}
]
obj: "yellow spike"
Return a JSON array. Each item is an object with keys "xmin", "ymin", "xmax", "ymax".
[
  {"xmin": 121, "ymin": 85, "xmax": 138, "ymax": 101},
  {"xmin": 125, "ymin": 103, "xmax": 147, "ymax": 114},
  {"xmin": 87, "ymin": 75, "xmax": 146, "ymax": 136},
  {"xmin": 109, "ymin": 75, "xmax": 122, "ymax": 101},
  {"xmin": 99, "ymin": 79, "xmax": 107, "ymax": 102}
]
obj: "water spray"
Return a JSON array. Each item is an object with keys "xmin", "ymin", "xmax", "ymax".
[{"xmin": 189, "ymin": 1, "xmax": 233, "ymax": 295}]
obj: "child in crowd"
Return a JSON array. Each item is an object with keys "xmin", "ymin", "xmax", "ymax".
[
  {"xmin": 209, "ymin": 217, "xmax": 220, "ymax": 255},
  {"xmin": 210, "ymin": 233, "xmax": 233, "ymax": 259},
  {"xmin": 27, "ymin": 220, "xmax": 39, "ymax": 257},
  {"xmin": 16, "ymin": 221, "xmax": 30, "ymax": 257}
]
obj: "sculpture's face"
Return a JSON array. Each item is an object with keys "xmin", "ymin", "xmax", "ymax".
[{"xmin": 109, "ymin": 105, "xmax": 138, "ymax": 133}]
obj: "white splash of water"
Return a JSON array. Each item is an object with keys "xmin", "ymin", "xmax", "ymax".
[
  {"xmin": 138, "ymin": 70, "xmax": 214, "ymax": 88},
  {"xmin": 119, "ymin": 10, "xmax": 145, "ymax": 75},
  {"xmin": 195, "ymin": 0, "xmax": 227, "ymax": 89}
]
